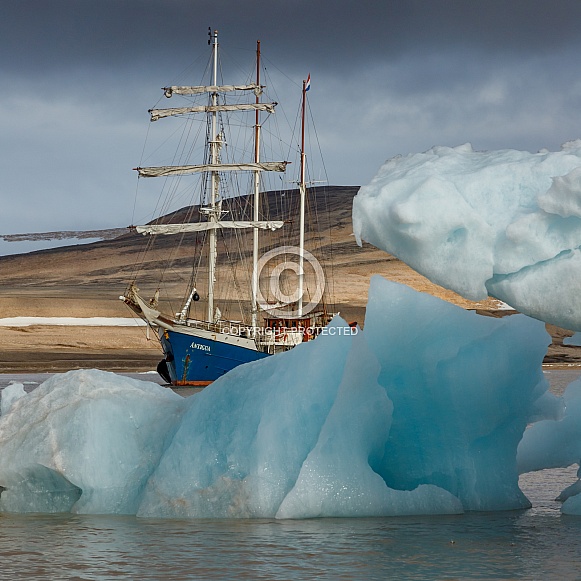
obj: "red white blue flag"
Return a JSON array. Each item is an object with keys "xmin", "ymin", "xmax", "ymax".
[{"xmin": 305, "ymin": 74, "xmax": 311, "ymax": 91}]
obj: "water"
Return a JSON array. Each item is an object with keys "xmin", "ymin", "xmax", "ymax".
[
  {"xmin": 0, "ymin": 370, "xmax": 580, "ymax": 580},
  {"xmin": 2, "ymin": 502, "xmax": 581, "ymax": 580}
]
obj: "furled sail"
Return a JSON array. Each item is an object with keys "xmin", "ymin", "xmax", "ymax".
[
  {"xmin": 135, "ymin": 221, "xmax": 285, "ymax": 235},
  {"xmin": 163, "ymin": 84, "xmax": 262, "ymax": 97},
  {"xmin": 150, "ymin": 103, "xmax": 276, "ymax": 121},
  {"xmin": 136, "ymin": 162, "xmax": 288, "ymax": 178}
]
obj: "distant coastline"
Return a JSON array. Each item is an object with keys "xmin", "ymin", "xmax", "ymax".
[
  {"xmin": 1, "ymin": 227, "xmax": 127, "ymax": 242},
  {"xmin": 0, "ymin": 228, "xmax": 127, "ymax": 257}
]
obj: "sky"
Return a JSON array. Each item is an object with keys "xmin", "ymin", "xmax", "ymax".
[{"xmin": 2, "ymin": 0, "xmax": 581, "ymax": 235}]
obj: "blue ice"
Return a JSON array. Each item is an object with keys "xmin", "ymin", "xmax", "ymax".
[
  {"xmin": 1, "ymin": 276, "xmax": 569, "ymax": 518},
  {"xmin": 353, "ymin": 142, "xmax": 581, "ymax": 331},
  {"xmin": 518, "ymin": 376, "xmax": 581, "ymax": 515},
  {"xmin": 0, "ymin": 373, "xmax": 184, "ymax": 514}
]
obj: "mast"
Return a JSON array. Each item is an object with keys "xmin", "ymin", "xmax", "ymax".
[
  {"xmin": 298, "ymin": 77, "xmax": 307, "ymax": 317},
  {"xmin": 132, "ymin": 32, "xmax": 290, "ymax": 328},
  {"xmin": 251, "ymin": 40, "xmax": 261, "ymax": 330},
  {"xmin": 207, "ymin": 29, "xmax": 219, "ymax": 322}
]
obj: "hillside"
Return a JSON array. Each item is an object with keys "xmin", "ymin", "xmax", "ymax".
[{"xmin": 0, "ymin": 186, "xmax": 577, "ymax": 371}]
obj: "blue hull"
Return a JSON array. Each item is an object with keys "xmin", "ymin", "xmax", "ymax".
[{"xmin": 159, "ymin": 328, "xmax": 270, "ymax": 385}]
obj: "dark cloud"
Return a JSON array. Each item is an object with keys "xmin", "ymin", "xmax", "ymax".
[
  {"xmin": 1, "ymin": 0, "xmax": 581, "ymax": 234},
  {"xmin": 3, "ymin": 0, "xmax": 581, "ymax": 74}
]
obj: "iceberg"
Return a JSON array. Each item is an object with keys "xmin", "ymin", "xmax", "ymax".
[
  {"xmin": 0, "ymin": 383, "xmax": 26, "ymax": 416},
  {"xmin": 362, "ymin": 277, "xmax": 550, "ymax": 512},
  {"xmin": 518, "ymin": 381, "xmax": 581, "ymax": 473},
  {"xmin": 517, "ymin": 376, "xmax": 581, "ymax": 515},
  {"xmin": 138, "ymin": 312, "xmax": 462, "ymax": 519},
  {"xmin": 4, "ymin": 138, "xmax": 581, "ymax": 516},
  {"xmin": 4, "ymin": 138, "xmax": 581, "ymax": 517},
  {"xmin": 352, "ymin": 142, "xmax": 581, "ymax": 331},
  {"xmin": 0, "ymin": 371, "xmax": 184, "ymax": 514},
  {"xmin": 0, "ymin": 277, "xmax": 564, "ymax": 518}
]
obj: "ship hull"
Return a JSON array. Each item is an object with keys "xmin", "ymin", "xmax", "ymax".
[{"xmin": 159, "ymin": 327, "xmax": 270, "ymax": 385}]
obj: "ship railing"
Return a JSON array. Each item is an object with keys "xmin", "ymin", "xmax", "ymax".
[{"xmin": 175, "ymin": 317, "xmax": 252, "ymax": 337}]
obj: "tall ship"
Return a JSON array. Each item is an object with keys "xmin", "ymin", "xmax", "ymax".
[{"xmin": 122, "ymin": 29, "xmax": 335, "ymax": 386}]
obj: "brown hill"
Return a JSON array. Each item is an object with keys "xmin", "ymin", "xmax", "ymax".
[{"xmin": 0, "ymin": 186, "xmax": 577, "ymax": 371}]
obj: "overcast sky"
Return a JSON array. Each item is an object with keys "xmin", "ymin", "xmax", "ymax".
[{"xmin": 2, "ymin": 0, "xmax": 581, "ymax": 235}]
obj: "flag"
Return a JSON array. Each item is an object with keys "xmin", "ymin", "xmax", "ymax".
[{"xmin": 305, "ymin": 74, "xmax": 311, "ymax": 91}]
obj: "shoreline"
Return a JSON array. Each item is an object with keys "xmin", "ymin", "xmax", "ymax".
[
  {"xmin": 1, "ymin": 327, "xmax": 579, "ymax": 374},
  {"xmin": 0, "ymin": 293, "xmax": 580, "ymax": 375},
  {"xmin": 542, "ymin": 363, "xmax": 581, "ymax": 369},
  {"xmin": 1, "ymin": 191, "xmax": 580, "ymax": 374},
  {"xmin": 0, "ymin": 322, "xmax": 162, "ymax": 375}
]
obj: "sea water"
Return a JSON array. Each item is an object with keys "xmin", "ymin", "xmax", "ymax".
[{"xmin": 0, "ymin": 370, "xmax": 580, "ymax": 580}]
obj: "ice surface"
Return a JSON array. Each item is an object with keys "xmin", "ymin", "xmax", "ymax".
[
  {"xmin": 0, "ymin": 277, "xmax": 562, "ymax": 518},
  {"xmin": 276, "ymin": 332, "xmax": 461, "ymax": 518},
  {"xmin": 518, "ymin": 377, "xmax": 581, "ymax": 474},
  {"xmin": 137, "ymin": 320, "xmax": 356, "ymax": 518},
  {"xmin": 560, "ymin": 465, "xmax": 581, "ymax": 514},
  {"xmin": 0, "ymin": 370, "xmax": 185, "ymax": 514},
  {"xmin": 137, "ymin": 316, "xmax": 462, "ymax": 518},
  {"xmin": 517, "ymin": 377, "xmax": 581, "ymax": 515},
  {"xmin": 353, "ymin": 142, "xmax": 581, "ymax": 331},
  {"xmin": 517, "ymin": 379, "xmax": 581, "ymax": 515},
  {"xmin": 562, "ymin": 493, "xmax": 581, "ymax": 515},
  {"xmin": 361, "ymin": 276, "xmax": 549, "ymax": 511},
  {"xmin": 0, "ymin": 383, "xmax": 27, "ymax": 416}
]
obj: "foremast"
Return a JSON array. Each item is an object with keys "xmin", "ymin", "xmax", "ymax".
[{"xmin": 132, "ymin": 29, "xmax": 288, "ymax": 328}]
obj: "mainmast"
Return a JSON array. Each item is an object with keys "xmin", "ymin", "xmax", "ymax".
[
  {"xmin": 251, "ymin": 40, "xmax": 261, "ymax": 330},
  {"xmin": 298, "ymin": 77, "xmax": 308, "ymax": 317},
  {"xmin": 207, "ymin": 28, "xmax": 219, "ymax": 323}
]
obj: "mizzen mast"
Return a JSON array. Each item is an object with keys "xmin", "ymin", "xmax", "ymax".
[
  {"xmin": 298, "ymin": 76, "xmax": 309, "ymax": 317},
  {"xmin": 251, "ymin": 40, "xmax": 262, "ymax": 330}
]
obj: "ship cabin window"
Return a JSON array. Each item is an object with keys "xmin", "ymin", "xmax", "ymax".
[{"xmin": 266, "ymin": 319, "xmax": 303, "ymax": 332}]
